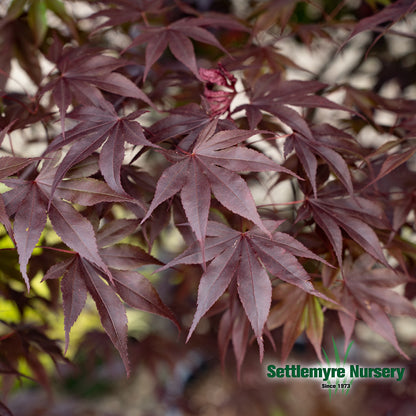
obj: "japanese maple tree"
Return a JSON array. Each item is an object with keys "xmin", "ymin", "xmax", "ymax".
[{"xmin": 0, "ymin": 0, "xmax": 416, "ymax": 414}]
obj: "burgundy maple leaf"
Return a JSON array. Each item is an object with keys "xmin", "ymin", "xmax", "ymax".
[
  {"xmin": 337, "ymin": 254, "xmax": 416, "ymax": 358},
  {"xmin": 141, "ymin": 119, "xmax": 297, "ymax": 259},
  {"xmin": 41, "ymin": 42, "xmax": 152, "ymax": 133},
  {"xmin": 1, "ymin": 155, "xmax": 139, "ymax": 290},
  {"xmin": 123, "ymin": 17, "xmax": 231, "ymax": 80},
  {"xmin": 158, "ymin": 220, "xmax": 330, "ymax": 358},
  {"xmin": 43, "ymin": 216, "xmax": 178, "ymax": 374},
  {"xmin": 45, "ymin": 103, "xmax": 156, "ymax": 198},
  {"xmin": 284, "ymin": 124, "xmax": 358, "ymax": 196},
  {"xmin": 299, "ymin": 195, "xmax": 389, "ymax": 267},
  {"xmin": 237, "ymin": 73, "xmax": 351, "ymax": 136}
]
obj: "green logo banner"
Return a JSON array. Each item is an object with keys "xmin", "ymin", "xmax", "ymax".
[{"xmin": 266, "ymin": 337, "xmax": 406, "ymax": 399}]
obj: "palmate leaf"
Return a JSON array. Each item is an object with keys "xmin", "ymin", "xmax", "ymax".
[
  {"xmin": 338, "ymin": 254, "xmax": 416, "ymax": 358},
  {"xmin": 304, "ymin": 195, "xmax": 389, "ymax": 267},
  {"xmin": 41, "ymin": 43, "xmax": 152, "ymax": 134},
  {"xmin": 43, "ymin": 215, "xmax": 178, "ymax": 372},
  {"xmin": 1, "ymin": 157, "xmax": 140, "ymax": 289},
  {"xmin": 141, "ymin": 120, "xmax": 297, "ymax": 254},
  {"xmin": 44, "ymin": 256, "xmax": 130, "ymax": 373},
  {"xmin": 4, "ymin": 177, "xmax": 112, "ymax": 287},
  {"xmin": 159, "ymin": 220, "xmax": 329, "ymax": 358},
  {"xmin": 237, "ymin": 73, "xmax": 352, "ymax": 136},
  {"xmin": 45, "ymin": 104, "xmax": 156, "ymax": 198},
  {"xmin": 123, "ymin": 16, "xmax": 238, "ymax": 79},
  {"xmin": 285, "ymin": 126, "xmax": 356, "ymax": 196}
]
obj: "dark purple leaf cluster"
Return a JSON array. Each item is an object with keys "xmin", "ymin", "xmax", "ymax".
[{"xmin": 0, "ymin": 0, "xmax": 415, "ymax": 402}]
